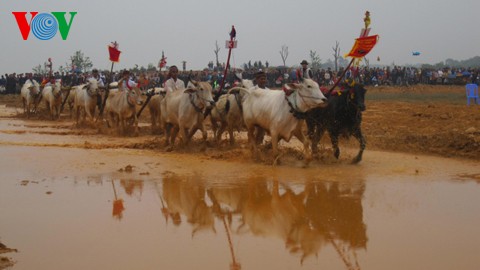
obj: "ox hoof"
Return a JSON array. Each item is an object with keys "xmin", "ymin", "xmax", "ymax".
[
  {"xmin": 165, "ymin": 145, "xmax": 173, "ymax": 152},
  {"xmin": 351, "ymin": 156, "xmax": 362, "ymax": 164}
]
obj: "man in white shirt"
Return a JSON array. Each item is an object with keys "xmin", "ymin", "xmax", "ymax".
[
  {"xmin": 89, "ymin": 69, "xmax": 105, "ymax": 108},
  {"xmin": 250, "ymin": 71, "xmax": 270, "ymax": 91},
  {"xmin": 90, "ymin": 69, "xmax": 105, "ymax": 87},
  {"xmin": 299, "ymin": 60, "xmax": 313, "ymax": 79},
  {"xmin": 164, "ymin": 65, "xmax": 185, "ymax": 92},
  {"xmin": 118, "ymin": 70, "xmax": 138, "ymax": 91}
]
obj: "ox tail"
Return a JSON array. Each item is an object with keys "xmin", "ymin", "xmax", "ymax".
[{"xmin": 225, "ymin": 99, "xmax": 230, "ymax": 114}]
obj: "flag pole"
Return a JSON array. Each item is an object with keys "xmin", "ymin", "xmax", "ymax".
[
  {"xmin": 100, "ymin": 42, "xmax": 120, "ymax": 117},
  {"xmin": 214, "ymin": 25, "xmax": 236, "ymax": 102},
  {"xmin": 99, "ymin": 61, "xmax": 114, "ymax": 117},
  {"xmin": 138, "ymin": 52, "xmax": 165, "ymax": 118},
  {"xmin": 327, "ymin": 11, "xmax": 375, "ymax": 96},
  {"xmin": 327, "ymin": 58, "xmax": 355, "ymax": 96}
]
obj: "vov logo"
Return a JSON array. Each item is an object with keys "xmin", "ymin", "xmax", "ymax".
[{"xmin": 12, "ymin": 12, "xmax": 77, "ymax": 40}]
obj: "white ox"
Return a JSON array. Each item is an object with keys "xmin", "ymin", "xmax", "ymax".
[
  {"xmin": 210, "ymin": 79, "xmax": 254, "ymax": 145},
  {"xmin": 42, "ymin": 80, "xmax": 63, "ymax": 120},
  {"xmin": 104, "ymin": 85, "xmax": 143, "ymax": 135},
  {"xmin": 160, "ymin": 80, "xmax": 215, "ymax": 147},
  {"xmin": 73, "ymin": 78, "xmax": 101, "ymax": 124},
  {"xmin": 240, "ymin": 78, "xmax": 327, "ymax": 164},
  {"xmin": 20, "ymin": 79, "xmax": 41, "ymax": 118},
  {"xmin": 66, "ymin": 88, "xmax": 76, "ymax": 118},
  {"xmin": 147, "ymin": 87, "xmax": 166, "ymax": 134}
]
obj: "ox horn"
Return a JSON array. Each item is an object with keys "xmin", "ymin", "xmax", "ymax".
[{"xmin": 189, "ymin": 78, "xmax": 198, "ymax": 87}]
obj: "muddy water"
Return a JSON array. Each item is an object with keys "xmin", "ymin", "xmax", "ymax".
[{"xmin": 1, "ymin": 110, "xmax": 480, "ymax": 270}]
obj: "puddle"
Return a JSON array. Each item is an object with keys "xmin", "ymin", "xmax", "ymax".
[
  {"xmin": 0, "ymin": 145, "xmax": 479, "ymax": 270},
  {"xmin": 1, "ymin": 104, "xmax": 480, "ymax": 270}
]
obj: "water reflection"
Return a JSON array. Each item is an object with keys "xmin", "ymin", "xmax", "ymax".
[
  {"xmin": 120, "ymin": 179, "xmax": 144, "ymax": 198},
  {"xmin": 161, "ymin": 172, "xmax": 216, "ymax": 234},
  {"xmin": 159, "ymin": 172, "xmax": 367, "ymax": 269},
  {"xmin": 116, "ymin": 179, "xmax": 145, "ymax": 219},
  {"xmin": 303, "ymin": 181, "xmax": 366, "ymax": 269},
  {"xmin": 111, "ymin": 180, "xmax": 125, "ymax": 220}
]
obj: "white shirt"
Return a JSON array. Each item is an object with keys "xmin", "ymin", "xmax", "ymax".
[
  {"xmin": 249, "ymin": 85, "xmax": 270, "ymax": 91},
  {"xmin": 120, "ymin": 78, "xmax": 138, "ymax": 91},
  {"xmin": 301, "ymin": 68, "xmax": 312, "ymax": 79},
  {"xmin": 164, "ymin": 78, "xmax": 185, "ymax": 92},
  {"xmin": 89, "ymin": 76, "xmax": 105, "ymax": 88}
]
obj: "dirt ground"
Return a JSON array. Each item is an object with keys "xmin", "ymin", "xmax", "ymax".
[
  {"xmin": 2, "ymin": 84, "xmax": 479, "ymax": 162},
  {"xmin": 362, "ymin": 84, "xmax": 480, "ymax": 160}
]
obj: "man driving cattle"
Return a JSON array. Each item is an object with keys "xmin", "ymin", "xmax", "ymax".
[
  {"xmin": 118, "ymin": 70, "xmax": 138, "ymax": 91},
  {"xmin": 164, "ymin": 65, "xmax": 185, "ymax": 92},
  {"xmin": 250, "ymin": 71, "xmax": 270, "ymax": 90},
  {"xmin": 90, "ymin": 69, "xmax": 105, "ymax": 107}
]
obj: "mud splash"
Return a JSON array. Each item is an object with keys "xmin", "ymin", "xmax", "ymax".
[{"xmin": 0, "ymin": 241, "xmax": 17, "ymax": 270}]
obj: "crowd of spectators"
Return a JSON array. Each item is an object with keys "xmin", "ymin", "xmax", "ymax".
[
  {"xmin": 346, "ymin": 66, "xmax": 480, "ymax": 87},
  {"xmin": 2, "ymin": 65, "xmax": 479, "ymax": 94}
]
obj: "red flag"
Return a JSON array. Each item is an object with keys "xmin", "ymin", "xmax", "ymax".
[
  {"xmin": 108, "ymin": 41, "xmax": 121, "ymax": 62},
  {"xmin": 346, "ymin": 35, "xmax": 379, "ymax": 58},
  {"xmin": 159, "ymin": 51, "xmax": 167, "ymax": 69}
]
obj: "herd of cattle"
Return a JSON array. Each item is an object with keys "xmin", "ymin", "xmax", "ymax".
[{"xmin": 19, "ymin": 77, "xmax": 367, "ymax": 165}]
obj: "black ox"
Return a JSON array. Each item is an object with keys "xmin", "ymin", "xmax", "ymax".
[{"xmin": 306, "ymin": 83, "xmax": 367, "ymax": 163}]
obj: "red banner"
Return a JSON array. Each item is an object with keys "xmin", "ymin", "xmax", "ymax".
[
  {"xmin": 346, "ymin": 35, "xmax": 379, "ymax": 58},
  {"xmin": 159, "ymin": 57, "xmax": 166, "ymax": 68},
  {"xmin": 108, "ymin": 43, "xmax": 121, "ymax": 62},
  {"xmin": 158, "ymin": 51, "xmax": 167, "ymax": 68}
]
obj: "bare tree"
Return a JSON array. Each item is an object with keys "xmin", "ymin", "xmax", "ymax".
[
  {"xmin": 279, "ymin": 45, "xmax": 289, "ymax": 67},
  {"xmin": 332, "ymin": 41, "xmax": 340, "ymax": 72},
  {"xmin": 214, "ymin": 40, "xmax": 221, "ymax": 67},
  {"xmin": 309, "ymin": 50, "xmax": 321, "ymax": 70}
]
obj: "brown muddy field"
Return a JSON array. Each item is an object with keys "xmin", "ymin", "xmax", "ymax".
[
  {"xmin": 1, "ymin": 84, "xmax": 479, "ymax": 161},
  {"xmin": 0, "ymin": 85, "xmax": 479, "ymax": 270}
]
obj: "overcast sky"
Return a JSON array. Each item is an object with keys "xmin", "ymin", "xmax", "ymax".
[{"xmin": 1, "ymin": 0, "xmax": 479, "ymax": 74}]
